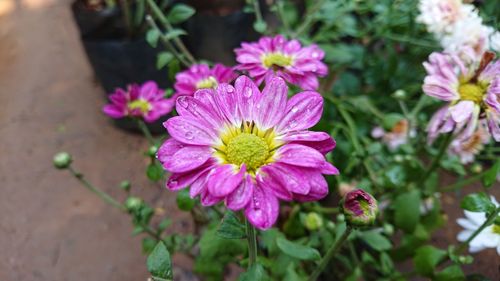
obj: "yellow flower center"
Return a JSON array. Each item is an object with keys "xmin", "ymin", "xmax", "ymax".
[
  {"xmin": 458, "ymin": 83, "xmax": 485, "ymax": 104},
  {"xmin": 214, "ymin": 121, "xmax": 283, "ymax": 173},
  {"xmin": 493, "ymin": 224, "xmax": 500, "ymax": 235},
  {"xmin": 128, "ymin": 99, "xmax": 151, "ymax": 113},
  {"xmin": 261, "ymin": 52, "xmax": 293, "ymax": 69},
  {"xmin": 227, "ymin": 133, "xmax": 269, "ymax": 171},
  {"xmin": 196, "ymin": 76, "xmax": 218, "ymax": 89}
]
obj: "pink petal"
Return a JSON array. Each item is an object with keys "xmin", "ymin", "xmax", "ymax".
[
  {"xmin": 276, "ymin": 144, "xmax": 326, "ymax": 168},
  {"xmin": 293, "ymin": 170, "xmax": 329, "ymax": 202},
  {"xmin": 103, "ymin": 105, "xmax": 125, "ymax": 118},
  {"xmin": 320, "ymin": 161, "xmax": 340, "ymax": 175},
  {"xmin": 213, "ymin": 83, "xmax": 240, "ymax": 125},
  {"xmin": 235, "ymin": 75, "xmax": 260, "ymax": 121},
  {"xmin": 255, "ymin": 77, "xmax": 288, "ymax": 130},
  {"xmin": 164, "ymin": 116, "xmax": 217, "ymax": 145},
  {"xmin": 450, "ymin": 100, "xmax": 474, "ymax": 123},
  {"xmin": 255, "ymin": 171, "xmax": 292, "ymax": 200},
  {"xmin": 244, "ymin": 184, "xmax": 279, "ymax": 230},
  {"xmin": 226, "ymin": 174, "xmax": 255, "ymax": 211},
  {"xmin": 157, "ymin": 138, "xmax": 185, "ymax": 163},
  {"xmin": 260, "ymin": 163, "xmax": 310, "ymax": 195},
  {"xmin": 207, "ymin": 164, "xmax": 246, "ymax": 197},
  {"xmin": 176, "ymin": 95, "xmax": 224, "ymax": 129},
  {"xmin": 161, "ymin": 146, "xmax": 213, "ymax": 173},
  {"xmin": 276, "ymin": 91, "xmax": 324, "ymax": 134},
  {"xmin": 166, "ymin": 162, "xmax": 214, "ymax": 191},
  {"xmin": 200, "ymin": 190, "xmax": 224, "ymax": 206},
  {"xmin": 282, "ymin": 131, "xmax": 336, "ymax": 154}
]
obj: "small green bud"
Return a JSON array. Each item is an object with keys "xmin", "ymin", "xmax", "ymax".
[
  {"xmin": 125, "ymin": 196, "xmax": 142, "ymax": 211},
  {"xmin": 392, "ymin": 89, "xmax": 407, "ymax": 99},
  {"xmin": 326, "ymin": 221, "xmax": 336, "ymax": 231},
  {"xmin": 119, "ymin": 180, "xmax": 131, "ymax": 191},
  {"xmin": 304, "ymin": 212, "xmax": 323, "ymax": 231},
  {"xmin": 147, "ymin": 145, "xmax": 158, "ymax": 157},
  {"xmin": 470, "ymin": 163, "xmax": 482, "ymax": 174},
  {"xmin": 394, "ymin": 155, "xmax": 404, "ymax": 163},
  {"xmin": 53, "ymin": 152, "xmax": 72, "ymax": 169},
  {"xmin": 383, "ymin": 223, "xmax": 394, "ymax": 235},
  {"xmin": 341, "ymin": 189, "xmax": 378, "ymax": 227}
]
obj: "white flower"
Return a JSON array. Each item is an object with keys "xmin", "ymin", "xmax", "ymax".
[
  {"xmin": 490, "ymin": 31, "xmax": 500, "ymax": 53},
  {"xmin": 417, "ymin": 0, "xmax": 471, "ymax": 35},
  {"xmin": 456, "ymin": 197, "xmax": 500, "ymax": 255}
]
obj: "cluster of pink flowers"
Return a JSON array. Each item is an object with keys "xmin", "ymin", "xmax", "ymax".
[
  {"xmin": 157, "ymin": 76, "xmax": 338, "ymax": 230},
  {"xmin": 423, "ymin": 50, "xmax": 499, "ymax": 146}
]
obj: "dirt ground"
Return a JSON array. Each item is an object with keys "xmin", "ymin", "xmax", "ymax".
[{"xmin": 0, "ymin": 1, "xmax": 498, "ymax": 281}]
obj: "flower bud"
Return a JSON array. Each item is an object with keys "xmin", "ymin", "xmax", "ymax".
[
  {"xmin": 341, "ymin": 189, "xmax": 378, "ymax": 227},
  {"xmin": 147, "ymin": 145, "xmax": 158, "ymax": 157},
  {"xmin": 304, "ymin": 212, "xmax": 323, "ymax": 231},
  {"xmin": 392, "ymin": 89, "xmax": 407, "ymax": 100},
  {"xmin": 119, "ymin": 180, "xmax": 131, "ymax": 192},
  {"xmin": 125, "ymin": 196, "xmax": 142, "ymax": 211},
  {"xmin": 53, "ymin": 152, "xmax": 72, "ymax": 169}
]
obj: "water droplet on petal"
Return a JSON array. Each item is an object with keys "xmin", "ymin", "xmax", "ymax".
[
  {"xmin": 243, "ymin": 86, "xmax": 253, "ymax": 98},
  {"xmin": 178, "ymin": 96, "xmax": 189, "ymax": 108},
  {"xmin": 288, "ymin": 120, "xmax": 297, "ymax": 129},
  {"xmin": 291, "ymin": 106, "xmax": 299, "ymax": 113},
  {"xmin": 312, "ymin": 52, "xmax": 319, "ymax": 58},
  {"xmin": 227, "ymin": 86, "xmax": 235, "ymax": 93},
  {"xmin": 169, "ymin": 179, "xmax": 178, "ymax": 187},
  {"xmin": 185, "ymin": 131, "xmax": 194, "ymax": 140}
]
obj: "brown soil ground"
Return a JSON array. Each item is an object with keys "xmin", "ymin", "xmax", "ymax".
[{"xmin": 0, "ymin": 1, "xmax": 498, "ymax": 281}]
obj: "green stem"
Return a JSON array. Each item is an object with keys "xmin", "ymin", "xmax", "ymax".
[
  {"xmin": 252, "ymin": 0, "xmax": 264, "ymax": 25},
  {"xmin": 309, "ymin": 226, "xmax": 353, "ymax": 281},
  {"xmin": 421, "ymin": 133, "xmax": 453, "ymax": 183},
  {"xmin": 292, "ymin": 0, "xmax": 325, "ymax": 38},
  {"xmin": 136, "ymin": 119, "xmax": 155, "ymax": 145},
  {"xmin": 68, "ymin": 166, "xmax": 125, "ymax": 211},
  {"xmin": 382, "ymin": 33, "xmax": 438, "ymax": 48},
  {"xmin": 120, "ymin": 0, "xmax": 133, "ymax": 37},
  {"xmin": 146, "ymin": 0, "xmax": 196, "ymax": 65},
  {"xmin": 245, "ymin": 219, "xmax": 258, "ymax": 268},
  {"xmin": 145, "ymin": 15, "xmax": 191, "ymax": 67},
  {"xmin": 439, "ymin": 170, "xmax": 489, "ymax": 192},
  {"xmin": 275, "ymin": 0, "xmax": 290, "ymax": 35}
]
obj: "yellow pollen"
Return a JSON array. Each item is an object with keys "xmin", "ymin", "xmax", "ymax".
[
  {"xmin": 196, "ymin": 76, "xmax": 218, "ymax": 89},
  {"xmin": 493, "ymin": 224, "xmax": 500, "ymax": 235},
  {"xmin": 261, "ymin": 52, "xmax": 293, "ymax": 69},
  {"xmin": 128, "ymin": 99, "xmax": 151, "ymax": 113},
  {"xmin": 458, "ymin": 83, "xmax": 485, "ymax": 104},
  {"xmin": 226, "ymin": 133, "xmax": 270, "ymax": 171}
]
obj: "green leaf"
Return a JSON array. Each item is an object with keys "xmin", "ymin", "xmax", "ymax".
[
  {"xmin": 238, "ymin": 263, "xmax": 267, "ymax": 281},
  {"xmin": 460, "ymin": 192, "xmax": 495, "ymax": 213},
  {"xmin": 253, "ymin": 20, "xmax": 267, "ymax": 33},
  {"xmin": 142, "ymin": 237, "xmax": 157, "ymax": 254},
  {"xmin": 217, "ymin": 211, "xmax": 246, "ymax": 239},
  {"xmin": 435, "ymin": 265, "xmax": 465, "ymax": 281},
  {"xmin": 158, "ymin": 218, "xmax": 172, "ymax": 232},
  {"xmin": 146, "ymin": 29, "xmax": 160, "ymax": 48},
  {"xmin": 394, "ymin": 190, "xmax": 421, "ymax": 233},
  {"xmin": 146, "ymin": 162, "xmax": 163, "ymax": 181},
  {"xmin": 413, "ymin": 245, "xmax": 447, "ymax": 276},
  {"xmin": 482, "ymin": 160, "xmax": 500, "ymax": 188},
  {"xmin": 156, "ymin": 52, "xmax": 174, "ymax": 69},
  {"xmin": 167, "ymin": 4, "xmax": 195, "ymax": 24},
  {"xmin": 147, "ymin": 242, "xmax": 173, "ymax": 281},
  {"xmin": 359, "ymin": 230, "xmax": 392, "ymax": 251},
  {"xmin": 176, "ymin": 189, "xmax": 195, "ymax": 211},
  {"xmin": 164, "ymin": 29, "xmax": 187, "ymax": 40},
  {"xmin": 276, "ymin": 237, "xmax": 321, "ymax": 260}
]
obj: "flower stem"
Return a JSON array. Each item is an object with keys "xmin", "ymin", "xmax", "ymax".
[
  {"xmin": 68, "ymin": 166, "xmax": 126, "ymax": 211},
  {"xmin": 145, "ymin": 15, "xmax": 191, "ymax": 67},
  {"xmin": 245, "ymin": 219, "xmax": 258, "ymax": 268},
  {"xmin": 421, "ymin": 133, "xmax": 453, "ymax": 182},
  {"xmin": 136, "ymin": 119, "xmax": 155, "ymax": 145},
  {"xmin": 146, "ymin": 0, "xmax": 196, "ymax": 65},
  {"xmin": 251, "ymin": 0, "xmax": 264, "ymax": 25},
  {"xmin": 275, "ymin": 0, "xmax": 290, "ymax": 35},
  {"xmin": 292, "ymin": 0, "xmax": 324, "ymax": 38},
  {"xmin": 439, "ymin": 170, "xmax": 490, "ymax": 192},
  {"xmin": 309, "ymin": 226, "xmax": 353, "ymax": 281}
]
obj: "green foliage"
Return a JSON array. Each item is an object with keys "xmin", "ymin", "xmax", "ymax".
[
  {"xmin": 394, "ymin": 190, "xmax": 421, "ymax": 233},
  {"xmin": 176, "ymin": 189, "xmax": 195, "ymax": 211},
  {"xmin": 147, "ymin": 242, "xmax": 173, "ymax": 281},
  {"xmin": 359, "ymin": 230, "xmax": 392, "ymax": 251},
  {"xmin": 482, "ymin": 160, "xmax": 500, "ymax": 188},
  {"xmin": 146, "ymin": 162, "xmax": 164, "ymax": 181},
  {"xmin": 217, "ymin": 211, "xmax": 247, "ymax": 239},
  {"xmin": 167, "ymin": 4, "xmax": 195, "ymax": 24},
  {"xmin": 461, "ymin": 193, "xmax": 496, "ymax": 213},
  {"xmin": 156, "ymin": 52, "xmax": 174, "ymax": 69},
  {"xmin": 413, "ymin": 245, "xmax": 447, "ymax": 276},
  {"xmin": 276, "ymin": 237, "xmax": 321, "ymax": 260}
]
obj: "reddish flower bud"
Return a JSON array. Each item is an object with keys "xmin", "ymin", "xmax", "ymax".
[{"xmin": 341, "ymin": 189, "xmax": 378, "ymax": 227}]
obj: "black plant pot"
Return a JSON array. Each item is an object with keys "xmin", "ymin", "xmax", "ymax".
[{"xmin": 71, "ymin": 1, "xmax": 170, "ymax": 134}]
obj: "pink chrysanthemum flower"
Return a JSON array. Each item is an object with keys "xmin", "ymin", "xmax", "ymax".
[
  {"xmin": 157, "ymin": 75, "xmax": 338, "ymax": 230},
  {"xmin": 174, "ymin": 63, "xmax": 237, "ymax": 97},
  {"xmin": 235, "ymin": 35, "xmax": 328, "ymax": 90},
  {"xmin": 423, "ymin": 50, "xmax": 500, "ymax": 142},
  {"xmin": 103, "ymin": 81, "xmax": 174, "ymax": 123},
  {"xmin": 448, "ymin": 120, "xmax": 490, "ymax": 164}
]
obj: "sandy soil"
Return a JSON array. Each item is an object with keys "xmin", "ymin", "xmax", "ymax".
[{"xmin": 0, "ymin": 1, "xmax": 498, "ymax": 281}]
